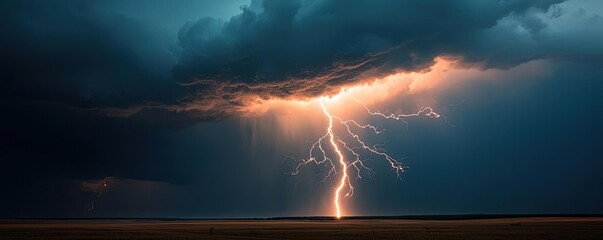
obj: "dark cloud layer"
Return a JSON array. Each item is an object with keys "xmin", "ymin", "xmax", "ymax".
[
  {"xmin": 170, "ymin": 0, "xmax": 573, "ymax": 115},
  {"xmin": 0, "ymin": 0, "xmax": 185, "ymax": 109},
  {"xmin": 0, "ymin": 1, "xmax": 213, "ymax": 190},
  {"xmin": 5, "ymin": 0, "xmax": 598, "ymax": 120}
]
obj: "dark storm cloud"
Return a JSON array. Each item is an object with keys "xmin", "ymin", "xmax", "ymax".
[
  {"xmin": 0, "ymin": 0, "xmax": 184, "ymax": 109},
  {"xmin": 0, "ymin": 0, "xmax": 230, "ymax": 191},
  {"xmin": 164, "ymin": 0, "xmax": 587, "ymax": 117}
]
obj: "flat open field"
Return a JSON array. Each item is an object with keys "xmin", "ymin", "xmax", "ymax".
[{"xmin": 1, "ymin": 217, "xmax": 602, "ymax": 240}]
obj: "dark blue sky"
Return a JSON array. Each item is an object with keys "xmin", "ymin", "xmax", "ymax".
[{"xmin": 1, "ymin": 0, "xmax": 602, "ymax": 218}]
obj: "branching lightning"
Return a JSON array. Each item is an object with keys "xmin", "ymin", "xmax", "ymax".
[{"xmin": 291, "ymin": 97, "xmax": 447, "ymax": 219}]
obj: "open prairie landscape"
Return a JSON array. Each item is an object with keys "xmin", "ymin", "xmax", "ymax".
[{"xmin": 1, "ymin": 217, "xmax": 602, "ymax": 240}]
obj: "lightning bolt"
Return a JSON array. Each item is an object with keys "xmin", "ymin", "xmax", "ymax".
[
  {"xmin": 88, "ymin": 177, "xmax": 110, "ymax": 211},
  {"xmin": 321, "ymin": 99, "xmax": 348, "ymax": 219},
  {"xmin": 291, "ymin": 97, "xmax": 446, "ymax": 219}
]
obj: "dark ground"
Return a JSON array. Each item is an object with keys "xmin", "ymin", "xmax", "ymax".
[{"xmin": 1, "ymin": 217, "xmax": 602, "ymax": 239}]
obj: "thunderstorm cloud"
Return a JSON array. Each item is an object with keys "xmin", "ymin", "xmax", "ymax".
[
  {"xmin": 3, "ymin": 0, "xmax": 602, "ymax": 120},
  {"xmin": 166, "ymin": 0, "xmax": 602, "ymax": 118}
]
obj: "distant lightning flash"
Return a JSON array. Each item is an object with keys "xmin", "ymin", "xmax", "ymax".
[
  {"xmin": 292, "ymin": 97, "xmax": 445, "ymax": 219},
  {"xmin": 87, "ymin": 177, "xmax": 110, "ymax": 211}
]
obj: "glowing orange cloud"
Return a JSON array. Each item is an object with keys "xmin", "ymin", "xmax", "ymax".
[{"xmin": 239, "ymin": 57, "xmax": 458, "ymax": 115}]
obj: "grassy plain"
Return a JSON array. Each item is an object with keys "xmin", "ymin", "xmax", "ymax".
[{"xmin": 1, "ymin": 217, "xmax": 602, "ymax": 239}]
